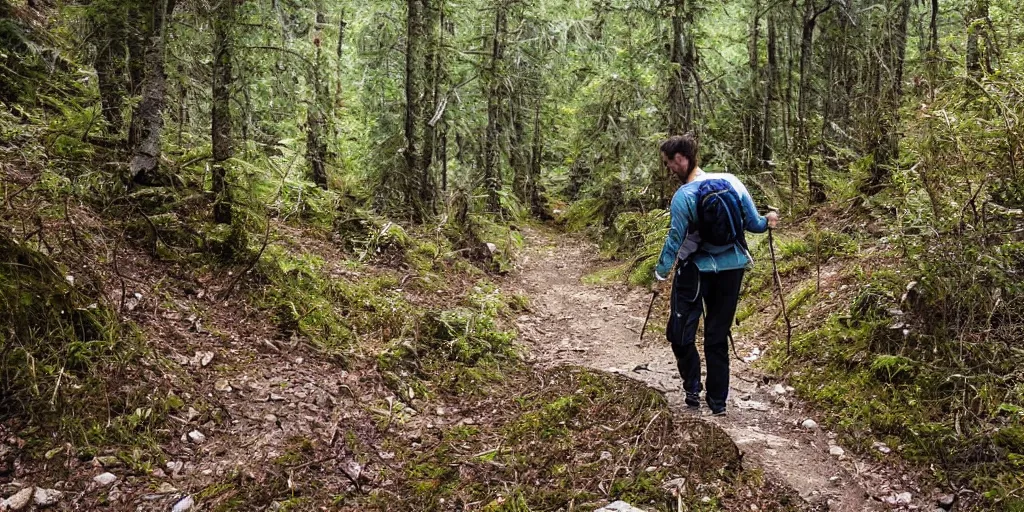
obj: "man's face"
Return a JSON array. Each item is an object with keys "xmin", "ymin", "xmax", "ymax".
[{"xmin": 661, "ymin": 151, "xmax": 690, "ymax": 180}]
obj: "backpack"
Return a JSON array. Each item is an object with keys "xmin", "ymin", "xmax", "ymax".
[{"xmin": 694, "ymin": 178, "xmax": 747, "ymax": 253}]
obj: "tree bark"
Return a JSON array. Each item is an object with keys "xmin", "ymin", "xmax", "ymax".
[
  {"xmin": 308, "ymin": 0, "xmax": 329, "ymax": 189},
  {"xmin": 667, "ymin": 0, "xmax": 696, "ymax": 136},
  {"xmin": 211, "ymin": 0, "xmax": 234, "ymax": 223},
  {"xmin": 866, "ymin": 0, "xmax": 910, "ymax": 191},
  {"xmin": 405, "ymin": 0, "xmax": 427, "ymax": 220},
  {"xmin": 762, "ymin": 12, "xmax": 777, "ymax": 170},
  {"xmin": 797, "ymin": 0, "xmax": 832, "ymax": 151},
  {"xmin": 129, "ymin": 0, "xmax": 176, "ymax": 186},
  {"xmin": 965, "ymin": 0, "xmax": 989, "ymax": 79},
  {"xmin": 529, "ymin": 96, "xmax": 545, "ymax": 217},
  {"xmin": 483, "ymin": 0, "xmax": 508, "ymax": 213}
]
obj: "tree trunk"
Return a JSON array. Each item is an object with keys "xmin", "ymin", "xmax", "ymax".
[
  {"xmin": 762, "ymin": 12, "xmax": 777, "ymax": 170},
  {"xmin": 965, "ymin": 0, "xmax": 989, "ymax": 79},
  {"xmin": 667, "ymin": 0, "xmax": 695, "ymax": 136},
  {"xmin": 211, "ymin": 0, "xmax": 234, "ymax": 224},
  {"xmin": 866, "ymin": 0, "xmax": 910, "ymax": 191},
  {"xmin": 483, "ymin": 0, "xmax": 508, "ymax": 213},
  {"xmin": 405, "ymin": 0, "xmax": 427, "ymax": 220},
  {"xmin": 797, "ymin": 0, "xmax": 833, "ymax": 152},
  {"xmin": 744, "ymin": 0, "xmax": 761, "ymax": 170},
  {"xmin": 308, "ymin": 0, "xmax": 329, "ymax": 189},
  {"xmin": 929, "ymin": 0, "xmax": 939, "ymax": 55},
  {"xmin": 420, "ymin": 0, "xmax": 441, "ymax": 213},
  {"xmin": 529, "ymin": 97, "xmax": 547, "ymax": 218},
  {"xmin": 129, "ymin": 0, "xmax": 176, "ymax": 186}
]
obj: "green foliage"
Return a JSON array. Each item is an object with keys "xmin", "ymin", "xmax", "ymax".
[
  {"xmin": 0, "ymin": 233, "xmax": 158, "ymax": 446},
  {"xmin": 252, "ymin": 244, "xmax": 410, "ymax": 356}
]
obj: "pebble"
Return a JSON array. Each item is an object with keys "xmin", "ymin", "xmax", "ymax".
[
  {"xmin": 594, "ymin": 501, "xmax": 647, "ymax": 512},
  {"xmin": 33, "ymin": 488, "xmax": 62, "ymax": 507},
  {"xmin": 171, "ymin": 495, "xmax": 194, "ymax": 512},
  {"xmin": 187, "ymin": 430, "xmax": 206, "ymax": 444},
  {"xmin": 3, "ymin": 487, "xmax": 33, "ymax": 510},
  {"xmin": 773, "ymin": 384, "xmax": 787, "ymax": 395},
  {"xmin": 214, "ymin": 379, "xmax": 232, "ymax": 392},
  {"xmin": 801, "ymin": 419, "xmax": 818, "ymax": 430},
  {"xmin": 93, "ymin": 472, "xmax": 118, "ymax": 486},
  {"xmin": 829, "ymin": 445, "xmax": 845, "ymax": 457},
  {"xmin": 937, "ymin": 494, "xmax": 955, "ymax": 509}
]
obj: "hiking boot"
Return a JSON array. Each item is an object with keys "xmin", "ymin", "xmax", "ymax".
[
  {"xmin": 710, "ymin": 407, "xmax": 727, "ymax": 416},
  {"xmin": 684, "ymin": 392, "xmax": 700, "ymax": 408}
]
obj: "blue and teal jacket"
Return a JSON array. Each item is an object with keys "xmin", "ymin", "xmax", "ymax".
[{"xmin": 654, "ymin": 169, "xmax": 769, "ymax": 280}]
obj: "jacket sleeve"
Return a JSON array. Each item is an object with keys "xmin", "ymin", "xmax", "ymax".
[
  {"xmin": 655, "ymin": 193, "xmax": 694, "ymax": 279},
  {"xmin": 733, "ymin": 180, "xmax": 768, "ymax": 234}
]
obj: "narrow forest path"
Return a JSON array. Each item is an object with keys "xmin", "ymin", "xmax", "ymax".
[{"xmin": 510, "ymin": 226, "xmax": 934, "ymax": 512}]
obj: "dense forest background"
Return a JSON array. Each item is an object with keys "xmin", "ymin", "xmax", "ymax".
[{"xmin": 1, "ymin": 0, "xmax": 1023, "ymax": 509}]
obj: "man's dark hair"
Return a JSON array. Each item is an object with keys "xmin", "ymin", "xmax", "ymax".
[{"xmin": 660, "ymin": 134, "xmax": 698, "ymax": 173}]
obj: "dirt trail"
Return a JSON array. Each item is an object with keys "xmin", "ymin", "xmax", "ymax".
[{"xmin": 512, "ymin": 227, "xmax": 930, "ymax": 511}]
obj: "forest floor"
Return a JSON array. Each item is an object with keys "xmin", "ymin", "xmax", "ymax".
[{"xmin": 510, "ymin": 225, "xmax": 945, "ymax": 512}]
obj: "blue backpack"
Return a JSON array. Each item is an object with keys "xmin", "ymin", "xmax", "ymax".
[{"xmin": 694, "ymin": 179, "xmax": 747, "ymax": 253}]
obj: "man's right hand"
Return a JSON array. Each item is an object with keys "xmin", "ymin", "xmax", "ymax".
[{"xmin": 766, "ymin": 211, "xmax": 780, "ymax": 229}]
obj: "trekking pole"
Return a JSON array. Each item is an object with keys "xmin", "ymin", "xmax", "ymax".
[
  {"xmin": 639, "ymin": 290, "xmax": 659, "ymax": 343},
  {"xmin": 767, "ymin": 226, "xmax": 793, "ymax": 355}
]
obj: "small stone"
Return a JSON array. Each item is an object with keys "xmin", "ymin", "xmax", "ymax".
[
  {"xmin": 594, "ymin": 501, "xmax": 647, "ymax": 512},
  {"xmin": 93, "ymin": 472, "xmax": 118, "ymax": 486},
  {"xmin": 3, "ymin": 487, "xmax": 33, "ymax": 510},
  {"xmin": 156, "ymin": 483, "xmax": 178, "ymax": 494},
  {"xmin": 896, "ymin": 492, "xmax": 912, "ymax": 504},
  {"xmin": 294, "ymin": 357, "xmax": 304, "ymax": 364},
  {"xmin": 773, "ymin": 384, "xmax": 787, "ymax": 395},
  {"xmin": 644, "ymin": 465, "xmax": 657, "ymax": 472},
  {"xmin": 264, "ymin": 414, "xmax": 277, "ymax": 423},
  {"xmin": 599, "ymin": 451, "xmax": 612, "ymax": 461},
  {"xmin": 171, "ymin": 495, "xmax": 194, "ymax": 512},
  {"xmin": 436, "ymin": 407, "xmax": 445, "ymax": 416},
  {"xmin": 166, "ymin": 461, "xmax": 184, "ymax": 474},
  {"xmin": 801, "ymin": 419, "xmax": 818, "ymax": 430},
  {"xmin": 214, "ymin": 379, "xmax": 232, "ymax": 393},
  {"xmin": 829, "ymin": 476, "xmax": 841, "ymax": 485},
  {"xmin": 33, "ymin": 488, "xmax": 62, "ymax": 507},
  {"xmin": 937, "ymin": 494, "xmax": 955, "ymax": 509},
  {"xmin": 872, "ymin": 441, "xmax": 891, "ymax": 454},
  {"xmin": 199, "ymin": 352, "xmax": 214, "ymax": 367},
  {"xmin": 269, "ymin": 394, "xmax": 285, "ymax": 401},
  {"xmin": 829, "ymin": 446, "xmax": 845, "ymax": 458},
  {"xmin": 187, "ymin": 430, "xmax": 206, "ymax": 444}
]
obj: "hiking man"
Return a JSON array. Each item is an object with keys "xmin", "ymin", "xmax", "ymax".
[{"xmin": 654, "ymin": 134, "xmax": 779, "ymax": 415}]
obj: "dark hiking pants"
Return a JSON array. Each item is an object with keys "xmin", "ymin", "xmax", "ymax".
[{"xmin": 666, "ymin": 261, "xmax": 744, "ymax": 411}]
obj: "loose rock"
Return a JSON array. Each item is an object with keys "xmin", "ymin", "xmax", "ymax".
[
  {"xmin": 171, "ymin": 495, "xmax": 194, "ymax": 512},
  {"xmin": 594, "ymin": 501, "xmax": 647, "ymax": 512},
  {"xmin": 3, "ymin": 487, "xmax": 33, "ymax": 511},
  {"xmin": 93, "ymin": 472, "xmax": 118, "ymax": 486},
  {"xmin": 187, "ymin": 430, "xmax": 206, "ymax": 444},
  {"xmin": 829, "ymin": 446, "xmax": 845, "ymax": 458},
  {"xmin": 801, "ymin": 419, "xmax": 818, "ymax": 430},
  {"xmin": 33, "ymin": 488, "xmax": 62, "ymax": 507}
]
